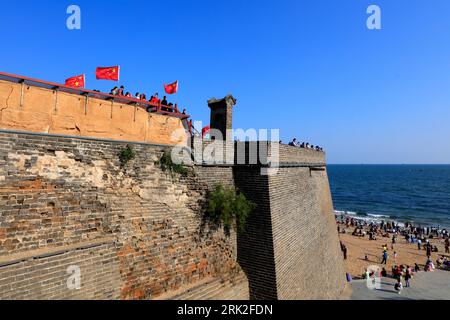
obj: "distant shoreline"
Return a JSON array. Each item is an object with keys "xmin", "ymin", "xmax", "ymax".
[
  {"xmin": 335, "ymin": 210, "xmax": 450, "ymax": 230},
  {"xmin": 328, "ymin": 165, "xmax": 450, "ymax": 230}
]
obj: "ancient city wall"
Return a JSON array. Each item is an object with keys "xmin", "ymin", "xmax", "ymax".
[
  {"xmin": 269, "ymin": 167, "xmax": 346, "ymax": 299},
  {"xmin": 189, "ymin": 140, "xmax": 345, "ymax": 299},
  {"xmin": 0, "ymin": 131, "xmax": 243, "ymax": 300},
  {"xmin": 0, "ymin": 74, "xmax": 346, "ymax": 300},
  {"xmin": 0, "ymin": 79, "xmax": 187, "ymax": 145},
  {"xmin": 269, "ymin": 143, "xmax": 326, "ymax": 165},
  {"xmin": 229, "ymin": 144, "xmax": 345, "ymax": 300},
  {"xmin": 0, "ymin": 130, "xmax": 345, "ymax": 300}
]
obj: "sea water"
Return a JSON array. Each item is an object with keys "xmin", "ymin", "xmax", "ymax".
[{"xmin": 328, "ymin": 165, "xmax": 450, "ymax": 228}]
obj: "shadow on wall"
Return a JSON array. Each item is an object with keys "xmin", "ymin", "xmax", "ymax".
[{"xmin": 232, "ymin": 166, "xmax": 278, "ymax": 300}]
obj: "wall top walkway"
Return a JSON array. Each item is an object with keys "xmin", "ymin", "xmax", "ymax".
[{"xmin": 191, "ymin": 139, "xmax": 326, "ymax": 167}]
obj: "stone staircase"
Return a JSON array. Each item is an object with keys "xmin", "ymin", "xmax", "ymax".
[{"xmin": 155, "ymin": 273, "xmax": 249, "ymax": 300}]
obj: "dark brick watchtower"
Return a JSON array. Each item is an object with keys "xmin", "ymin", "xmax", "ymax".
[{"xmin": 207, "ymin": 95, "xmax": 236, "ymax": 141}]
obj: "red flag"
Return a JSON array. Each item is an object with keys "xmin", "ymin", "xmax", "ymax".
[
  {"xmin": 96, "ymin": 66, "xmax": 120, "ymax": 81},
  {"xmin": 202, "ymin": 125, "xmax": 210, "ymax": 138},
  {"xmin": 164, "ymin": 81, "xmax": 178, "ymax": 94},
  {"xmin": 65, "ymin": 75, "xmax": 85, "ymax": 88}
]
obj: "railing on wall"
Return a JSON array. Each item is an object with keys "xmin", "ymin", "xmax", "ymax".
[{"xmin": 0, "ymin": 71, "xmax": 190, "ymax": 120}]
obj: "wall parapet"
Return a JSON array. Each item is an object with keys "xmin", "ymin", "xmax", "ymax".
[
  {"xmin": 0, "ymin": 76, "xmax": 188, "ymax": 146},
  {"xmin": 0, "ymin": 71, "xmax": 189, "ymax": 119},
  {"xmin": 188, "ymin": 139, "xmax": 326, "ymax": 168}
]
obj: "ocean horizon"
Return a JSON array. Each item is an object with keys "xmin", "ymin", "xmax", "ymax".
[{"xmin": 328, "ymin": 164, "xmax": 450, "ymax": 229}]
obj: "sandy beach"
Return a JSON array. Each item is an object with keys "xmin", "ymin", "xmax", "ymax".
[{"xmin": 338, "ymin": 224, "xmax": 449, "ymax": 278}]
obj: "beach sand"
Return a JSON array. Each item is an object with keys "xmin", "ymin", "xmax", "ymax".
[{"xmin": 338, "ymin": 227, "xmax": 449, "ymax": 278}]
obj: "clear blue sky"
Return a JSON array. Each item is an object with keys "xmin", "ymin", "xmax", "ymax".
[{"xmin": 1, "ymin": 0, "xmax": 449, "ymax": 164}]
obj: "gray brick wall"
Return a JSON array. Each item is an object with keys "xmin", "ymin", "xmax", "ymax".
[
  {"xmin": 0, "ymin": 131, "xmax": 345, "ymax": 300},
  {"xmin": 0, "ymin": 242, "xmax": 121, "ymax": 300},
  {"xmin": 233, "ymin": 166, "xmax": 277, "ymax": 300},
  {"xmin": 269, "ymin": 167, "xmax": 346, "ymax": 299},
  {"xmin": 0, "ymin": 131, "xmax": 244, "ymax": 300}
]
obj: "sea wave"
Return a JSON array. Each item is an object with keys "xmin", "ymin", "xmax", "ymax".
[
  {"xmin": 334, "ymin": 210, "xmax": 390, "ymax": 219},
  {"xmin": 334, "ymin": 210, "xmax": 359, "ymax": 216},
  {"xmin": 367, "ymin": 214, "xmax": 391, "ymax": 219},
  {"xmin": 334, "ymin": 210, "xmax": 405, "ymax": 227}
]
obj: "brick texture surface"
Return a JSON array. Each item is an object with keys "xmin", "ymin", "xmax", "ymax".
[
  {"xmin": 269, "ymin": 167, "xmax": 346, "ymax": 299},
  {"xmin": 0, "ymin": 131, "xmax": 243, "ymax": 300},
  {"xmin": 0, "ymin": 131, "xmax": 345, "ymax": 300}
]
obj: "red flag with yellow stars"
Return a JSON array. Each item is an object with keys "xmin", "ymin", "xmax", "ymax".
[
  {"xmin": 65, "ymin": 75, "xmax": 85, "ymax": 88},
  {"xmin": 96, "ymin": 66, "xmax": 120, "ymax": 81},
  {"xmin": 164, "ymin": 80, "xmax": 179, "ymax": 94}
]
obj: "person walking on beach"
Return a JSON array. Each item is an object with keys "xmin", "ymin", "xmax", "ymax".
[
  {"xmin": 418, "ymin": 239, "xmax": 422, "ymax": 250},
  {"xmin": 404, "ymin": 267, "xmax": 412, "ymax": 288},
  {"xmin": 343, "ymin": 245, "xmax": 348, "ymax": 260},
  {"xmin": 426, "ymin": 242, "xmax": 432, "ymax": 258},
  {"xmin": 445, "ymin": 238, "xmax": 449, "ymax": 254},
  {"xmin": 414, "ymin": 263, "xmax": 420, "ymax": 272},
  {"xmin": 381, "ymin": 250, "xmax": 388, "ymax": 265},
  {"xmin": 394, "ymin": 278, "xmax": 403, "ymax": 294}
]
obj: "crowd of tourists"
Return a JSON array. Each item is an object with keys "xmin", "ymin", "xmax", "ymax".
[
  {"xmin": 288, "ymin": 138, "xmax": 324, "ymax": 152},
  {"xmin": 104, "ymin": 86, "xmax": 187, "ymax": 115},
  {"xmin": 337, "ymin": 214, "xmax": 450, "ymax": 294},
  {"xmin": 338, "ymin": 215, "xmax": 449, "ymax": 245},
  {"xmin": 374, "ymin": 253, "xmax": 448, "ymax": 294}
]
